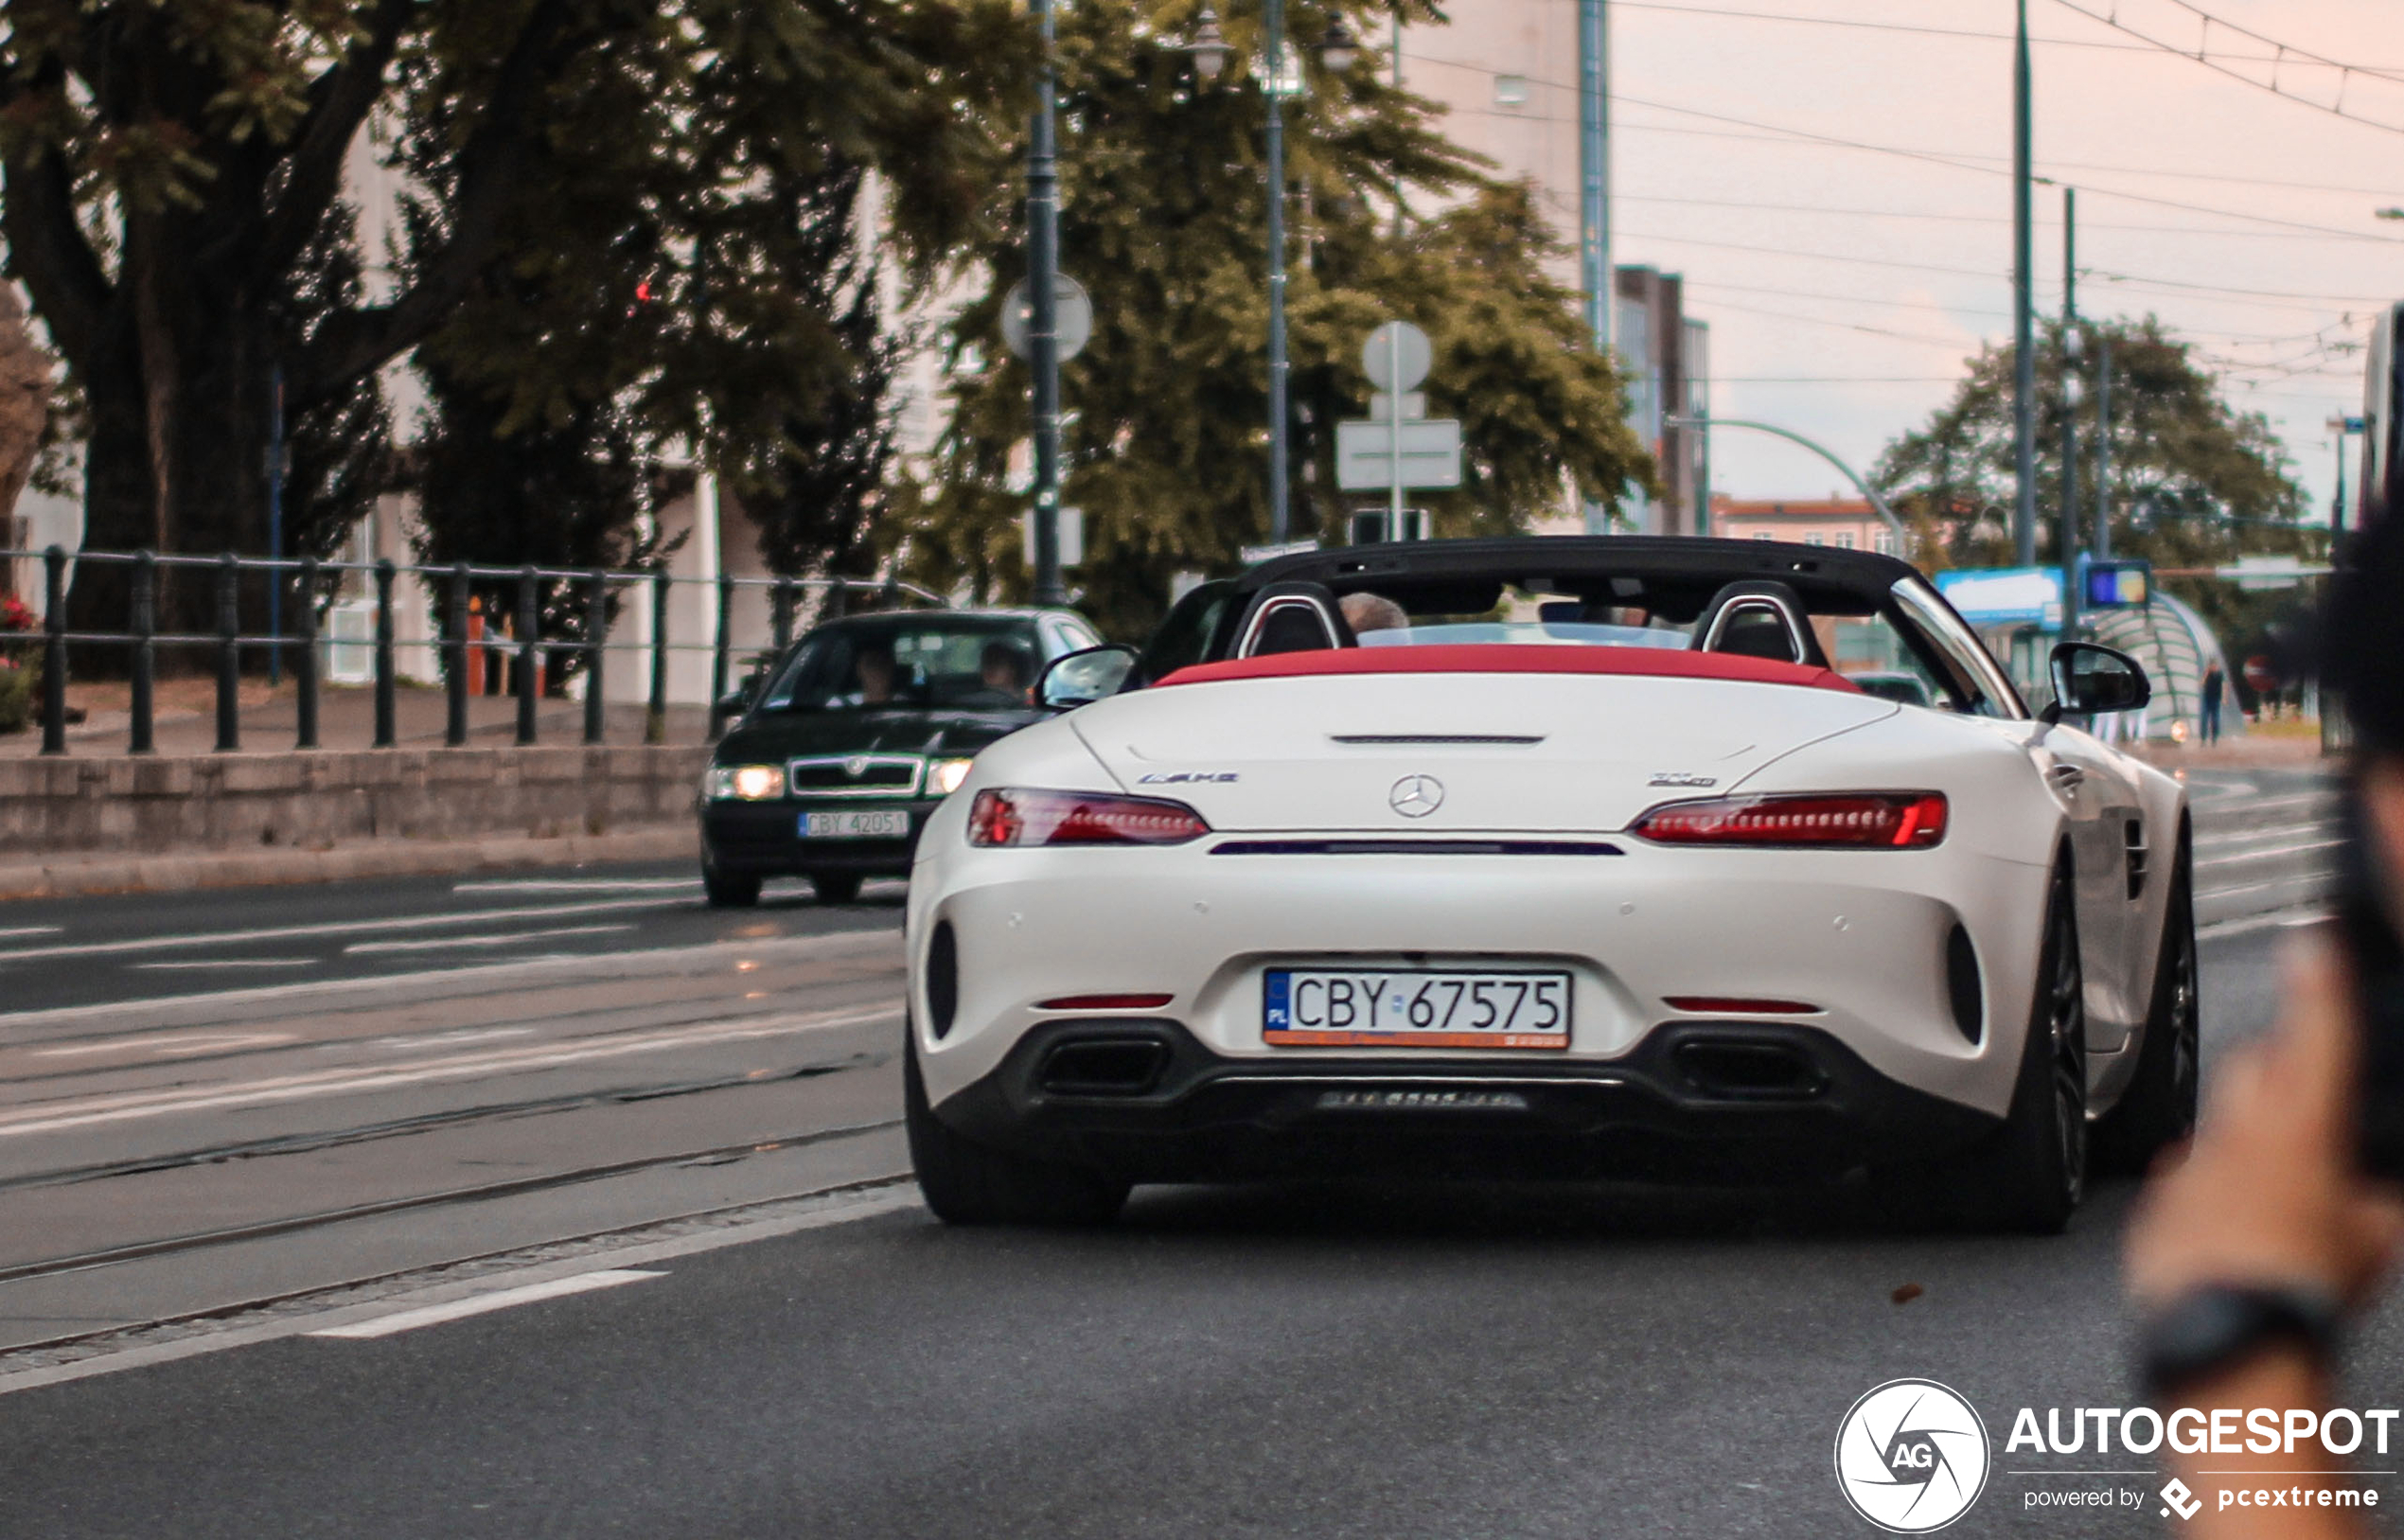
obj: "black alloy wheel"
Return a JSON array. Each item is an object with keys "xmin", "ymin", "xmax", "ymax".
[{"xmin": 2095, "ymin": 852, "xmax": 2200, "ymax": 1172}]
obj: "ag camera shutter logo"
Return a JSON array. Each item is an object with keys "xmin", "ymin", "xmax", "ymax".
[{"xmin": 1834, "ymin": 1379, "xmax": 1991, "ymax": 1532}]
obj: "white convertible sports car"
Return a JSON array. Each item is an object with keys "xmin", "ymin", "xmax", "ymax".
[{"xmin": 903, "ymin": 538, "xmax": 2196, "ymax": 1231}]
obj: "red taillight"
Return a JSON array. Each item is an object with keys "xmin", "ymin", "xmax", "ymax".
[
  {"xmin": 1663, "ymin": 996, "xmax": 1823, "ymax": 1015},
  {"xmin": 967, "ymin": 788, "xmax": 1211, "ymax": 847},
  {"xmin": 1631, "ymin": 792, "xmax": 1948, "ymax": 849}
]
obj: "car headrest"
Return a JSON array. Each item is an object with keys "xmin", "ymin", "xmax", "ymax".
[
  {"xmin": 1233, "ymin": 581, "xmax": 1356, "ymax": 657},
  {"xmin": 1690, "ymin": 579, "xmax": 1827, "ymax": 668}
]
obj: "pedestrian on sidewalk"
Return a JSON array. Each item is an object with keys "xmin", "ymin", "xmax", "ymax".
[{"xmin": 2201, "ymin": 660, "xmax": 2224, "ymax": 744}]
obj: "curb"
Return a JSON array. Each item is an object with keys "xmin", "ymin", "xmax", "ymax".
[{"xmin": 0, "ymin": 823, "xmax": 695, "ymax": 901}]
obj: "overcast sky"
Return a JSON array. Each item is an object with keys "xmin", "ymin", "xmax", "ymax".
[{"xmin": 1588, "ymin": 0, "xmax": 2404, "ymax": 524}]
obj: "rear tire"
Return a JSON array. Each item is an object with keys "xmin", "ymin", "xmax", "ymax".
[
  {"xmin": 702, "ymin": 862, "xmax": 761, "ymax": 909},
  {"xmin": 1944, "ymin": 865, "xmax": 2089, "ymax": 1233},
  {"xmin": 905, "ymin": 1029, "xmax": 1128, "ymax": 1227},
  {"xmin": 2094, "ymin": 850, "xmax": 2199, "ymax": 1174},
  {"xmin": 807, "ymin": 871, "xmax": 864, "ymax": 905}
]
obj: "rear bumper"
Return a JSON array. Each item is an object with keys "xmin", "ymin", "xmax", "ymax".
[
  {"xmin": 932, "ymin": 1016, "xmax": 2003, "ymax": 1185},
  {"xmin": 699, "ymin": 800, "xmax": 932, "ymax": 876}
]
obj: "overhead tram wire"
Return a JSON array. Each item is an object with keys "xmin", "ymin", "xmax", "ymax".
[
  {"xmin": 1618, "ymin": 191, "xmax": 2404, "ymax": 243},
  {"xmin": 1411, "ymin": 57, "xmax": 2404, "ymax": 238},
  {"xmin": 1605, "ymin": 0, "xmax": 2404, "ymax": 78},
  {"xmin": 2045, "ymin": 0, "xmax": 2404, "ymax": 136}
]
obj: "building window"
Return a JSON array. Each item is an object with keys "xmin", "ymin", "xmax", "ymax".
[
  {"xmin": 1834, "ymin": 532, "xmax": 1856, "ymax": 550},
  {"xmin": 1750, "ymin": 531, "xmax": 1773, "ymax": 541},
  {"xmin": 1804, "ymin": 533, "xmax": 1826, "ymax": 547},
  {"xmin": 1872, "ymin": 529, "xmax": 1897, "ymax": 556},
  {"xmin": 1493, "ymin": 75, "xmax": 1531, "ymax": 107}
]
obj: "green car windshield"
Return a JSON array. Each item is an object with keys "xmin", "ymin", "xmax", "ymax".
[{"xmin": 757, "ymin": 618, "xmax": 1043, "ymax": 713}]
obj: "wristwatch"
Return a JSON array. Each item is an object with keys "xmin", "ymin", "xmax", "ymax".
[{"xmin": 2138, "ymin": 1283, "xmax": 2343, "ymax": 1404}]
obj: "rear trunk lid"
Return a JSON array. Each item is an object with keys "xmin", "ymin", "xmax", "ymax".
[{"xmin": 1071, "ymin": 670, "xmax": 1896, "ymax": 833}]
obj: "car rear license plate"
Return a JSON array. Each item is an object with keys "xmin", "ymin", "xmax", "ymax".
[
  {"xmin": 802, "ymin": 808, "xmax": 911, "ymax": 840},
  {"xmin": 1264, "ymin": 968, "xmax": 1571, "ymax": 1049}
]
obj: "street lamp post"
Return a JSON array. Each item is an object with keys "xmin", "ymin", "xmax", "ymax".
[
  {"xmin": 1184, "ymin": 7, "xmax": 1355, "ymax": 549},
  {"xmin": 2011, "ymin": 0, "xmax": 2037, "ymax": 567},
  {"xmin": 1025, "ymin": 0, "xmax": 1066, "ymax": 604},
  {"xmin": 1665, "ymin": 415, "xmax": 1907, "ymax": 549}
]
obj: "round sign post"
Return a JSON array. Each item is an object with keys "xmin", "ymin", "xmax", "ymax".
[
  {"xmin": 1001, "ymin": 274, "xmax": 1094, "ymax": 362},
  {"xmin": 1363, "ymin": 322, "xmax": 1432, "ymax": 537}
]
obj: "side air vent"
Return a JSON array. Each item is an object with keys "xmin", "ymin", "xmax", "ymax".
[
  {"xmin": 927, "ymin": 921, "xmax": 959, "ymax": 1040},
  {"xmin": 1945, "ymin": 923, "xmax": 1983, "ymax": 1044},
  {"xmin": 1038, "ymin": 1038, "xmax": 1171, "ymax": 1096}
]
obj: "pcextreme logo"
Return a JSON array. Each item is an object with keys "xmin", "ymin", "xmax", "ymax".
[{"xmin": 1834, "ymin": 1379, "xmax": 1992, "ymax": 1533}]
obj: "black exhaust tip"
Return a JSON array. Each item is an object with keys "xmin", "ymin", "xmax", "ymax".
[
  {"xmin": 1672, "ymin": 1038, "xmax": 1829, "ymax": 1101},
  {"xmin": 1038, "ymin": 1037, "xmax": 1172, "ymax": 1097}
]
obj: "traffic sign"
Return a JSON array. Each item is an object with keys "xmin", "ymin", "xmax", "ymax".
[
  {"xmin": 999, "ymin": 274, "xmax": 1093, "ymax": 361},
  {"xmin": 1362, "ymin": 322, "xmax": 1431, "ymax": 393},
  {"xmin": 1335, "ymin": 418, "xmax": 1463, "ymax": 490}
]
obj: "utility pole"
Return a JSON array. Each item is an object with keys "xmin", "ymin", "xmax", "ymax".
[
  {"xmin": 2011, "ymin": 0, "xmax": 2038, "ymax": 567},
  {"xmin": 2095, "ymin": 334, "xmax": 2113, "ymax": 558},
  {"xmin": 1264, "ymin": 0, "xmax": 1293, "ymax": 546},
  {"xmin": 2059, "ymin": 187, "xmax": 2080, "ymax": 639},
  {"xmin": 1579, "ymin": 0, "xmax": 1613, "ymax": 534},
  {"xmin": 1025, "ymin": 0, "xmax": 1065, "ymax": 602},
  {"xmin": 1580, "ymin": 0, "xmax": 1610, "ymax": 353}
]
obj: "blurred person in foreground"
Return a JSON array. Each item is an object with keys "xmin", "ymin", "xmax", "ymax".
[{"xmin": 2127, "ymin": 514, "xmax": 2404, "ymax": 1536}]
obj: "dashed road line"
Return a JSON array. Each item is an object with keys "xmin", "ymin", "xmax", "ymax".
[
  {"xmin": 305, "ymin": 1268, "xmax": 664, "ymax": 1339},
  {"xmin": 344, "ymin": 923, "xmax": 634, "ymax": 956},
  {"xmin": 0, "ymin": 897, "xmax": 681, "ymax": 964}
]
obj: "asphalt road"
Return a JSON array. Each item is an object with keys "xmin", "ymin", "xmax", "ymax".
[{"xmin": 0, "ymin": 766, "xmax": 2366, "ymax": 1539}]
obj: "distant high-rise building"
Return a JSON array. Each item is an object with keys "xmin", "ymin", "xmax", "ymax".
[{"xmin": 1399, "ymin": 10, "xmax": 1706, "ymax": 536}]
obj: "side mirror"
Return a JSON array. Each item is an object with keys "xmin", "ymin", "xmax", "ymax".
[
  {"xmin": 2043, "ymin": 641, "xmax": 2150, "ymax": 723},
  {"xmin": 1036, "ymin": 644, "xmax": 1138, "ymax": 711},
  {"xmin": 711, "ymin": 688, "xmax": 752, "ymax": 735}
]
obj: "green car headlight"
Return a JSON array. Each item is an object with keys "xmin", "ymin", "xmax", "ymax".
[
  {"xmin": 928, "ymin": 758, "xmax": 976, "ymax": 796},
  {"xmin": 707, "ymin": 764, "xmax": 786, "ymax": 801}
]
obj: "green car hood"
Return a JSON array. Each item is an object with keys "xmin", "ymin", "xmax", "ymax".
[{"xmin": 714, "ymin": 706, "xmax": 1045, "ymax": 768}]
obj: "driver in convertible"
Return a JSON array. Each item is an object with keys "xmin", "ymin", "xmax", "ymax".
[{"xmin": 1340, "ymin": 592, "xmax": 1409, "ymax": 639}]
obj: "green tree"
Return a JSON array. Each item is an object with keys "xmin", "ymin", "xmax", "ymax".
[
  {"xmin": 0, "ymin": 0, "xmax": 1028, "ymax": 633},
  {"xmin": 905, "ymin": 0, "xmax": 1651, "ymax": 640},
  {"xmin": 1873, "ymin": 316, "xmax": 2318, "ymax": 648}
]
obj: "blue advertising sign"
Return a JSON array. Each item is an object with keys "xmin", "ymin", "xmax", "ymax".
[{"xmin": 1934, "ymin": 566, "xmax": 2060, "ymax": 628}]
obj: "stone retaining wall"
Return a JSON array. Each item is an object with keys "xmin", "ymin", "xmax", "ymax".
[{"xmin": 0, "ymin": 747, "xmax": 713, "ymax": 856}]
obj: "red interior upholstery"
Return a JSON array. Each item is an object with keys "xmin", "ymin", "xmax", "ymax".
[{"xmin": 1158, "ymin": 644, "xmax": 1865, "ymax": 694}]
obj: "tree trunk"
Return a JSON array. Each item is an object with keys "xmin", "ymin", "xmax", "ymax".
[
  {"xmin": 0, "ymin": 286, "xmax": 53, "ymax": 537},
  {"xmin": 67, "ymin": 274, "xmax": 274, "ymax": 653}
]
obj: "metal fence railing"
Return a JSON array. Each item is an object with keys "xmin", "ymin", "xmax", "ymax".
[{"xmin": 14, "ymin": 546, "xmax": 942, "ymax": 757}]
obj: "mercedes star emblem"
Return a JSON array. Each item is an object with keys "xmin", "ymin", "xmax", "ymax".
[{"xmin": 1388, "ymin": 774, "xmax": 1444, "ymax": 818}]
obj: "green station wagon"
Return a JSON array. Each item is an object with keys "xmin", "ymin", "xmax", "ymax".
[{"xmin": 698, "ymin": 608, "xmax": 1103, "ymax": 906}]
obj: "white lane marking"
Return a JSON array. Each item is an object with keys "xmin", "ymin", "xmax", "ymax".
[
  {"xmin": 2199, "ymin": 872, "xmax": 2327, "ymax": 902},
  {"xmin": 0, "ymin": 927, "xmax": 62, "ymax": 941},
  {"xmin": 29, "ymin": 1030, "xmax": 298, "ymax": 1060},
  {"xmin": 305, "ymin": 1269, "xmax": 663, "ymax": 1339},
  {"xmin": 344, "ymin": 924, "xmax": 634, "ymax": 956},
  {"xmin": 0, "ymin": 929, "xmax": 902, "ymax": 1036},
  {"xmin": 0, "ymin": 1002, "xmax": 899, "ymax": 1139},
  {"xmin": 2195, "ymin": 822, "xmax": 2336, "ymax": 850},
  {"xmin": 453, "ymin": 879, "xmax": 702, "ymax": 894},
  {"xmin": 0, "ymin": 1184, "xmax": 916, "ymax": 1396},
  {"xmin": 128, "ymin": 958, "xmax": 317, "ymax": 972},
  {"xmin": 2195, "ymin": 838, "xmax": 2344, "ymax": 869},
  {"xmin": 2198, "ymin": 905, "xmax": 2331, "ymax": 942},
  {"xmin": 359, "ymin": 1026, "xmax": 540, "ymax": 1052},
  {"xmin": 0, "ymin": 898, "xmax": 680, "ymax": 964}
]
